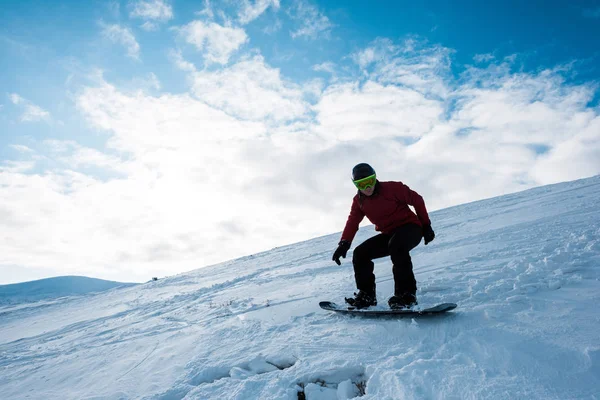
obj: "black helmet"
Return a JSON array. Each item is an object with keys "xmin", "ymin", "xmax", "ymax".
[{"xmin": 352, "ymin": 163, "xmax": 376, "ymax": 181}]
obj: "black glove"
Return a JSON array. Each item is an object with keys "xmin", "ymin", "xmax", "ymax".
[
  {"xmin": 332, "ymin": 240, "xmax": 351, "ymax": 265},
  {"xmin": 423, "ymin": 224, "xmax": 435, "ymax": 245}
]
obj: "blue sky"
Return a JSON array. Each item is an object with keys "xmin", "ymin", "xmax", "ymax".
[{"xmin": 1, "ymin": 0, "xmax": 599, "ymax": 284}]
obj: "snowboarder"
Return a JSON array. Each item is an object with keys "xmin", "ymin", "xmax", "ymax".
[{"xmin": 332, "ymin": 163, "xmax": 435, "ymax": 309}]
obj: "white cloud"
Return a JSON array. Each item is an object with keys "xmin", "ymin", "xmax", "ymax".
[
  {"xmin": 262, "ymin": 18, "xmax": 282, "ymax": 35},
  {"xmin": 352, "ymin": 38, "xmax": 453, "ymax": 98},
  {"xmin": 426, "ymin": 67, "xmax": 598, "ymax": 202},
  {"xmin": 312, "ymin": 61, "xmax": 336, "ymax": 74},
  {"xmin": 44, "ymin": 139, "xmax": 80, "ymax": 153},
  {"xmin": 170, "ymin": 49, "xmax": 197, "ymax": 72},
  {"xmin": 140, "ymin": 21, "xmax": 158, "ymax": 31},
  {"xmin": 66, "ymin": 147, "xmax": 126, "ymax": 171},
  {"xmin": 101, "ymin": 24, "xmax": 141, "ymax": 60},
  {"xmin": 0, "ymin": 71, "xmax": 352, "ymax": 282},
  {"xmin": 9, "ymin": 93, "xmax": 24, "ymax": 105},
  {"xmin": 75, "ymin": 81, "xmax": 267, "ymax": 152},
  {"xmin": 0, "ymin": 80, "xmax": 328, "ymax": 281},
  {"xmin": 238, "ymin": 0, "xmax": 280, "ymax": 24},
  {"xmin": 530, "ymin": 116, "xmax": 600, "ymax": 183},
  {"xmin": 353, "ymin": 40, "xmax": 394, "ymax": 69},
  {"xmin": 0, "ymin": 160, "xmax": 36, "ymax": 173},
  {"xmin": 290, "ymin": 0, "xmax": 333, "ymax": 39},
  {"xmin": 179, "ymin": 20, "xmax": 248, "ymax": 65},
  {"xmin": 41, "ymin": 139, "xmax": 126, "ymax": 172},
  {"xmin": 196, "ymin": 0, "xmax": 214, "ymax": 19},
  {"xmin": 473, "ymin": 53, "xmax": 495, "ymax": 63},
  {"xmin": 315, "ymin": 81, "xmax": 443, "ymax": 142},
  {"xmin": 8, "ymin": 93, "xmax": 51, "ymax": 122},
  {"xmin": 148, "ymin": 72, "xmax": 161, "ymax": 90},
  {"xmin": 9, "ymin": 144, "xmax": 34, "ymax": 153},
  {"xmin": 303, "ymin": 78, "xmax": 324, "ymax": 98},
  {"xmin": 3, "ymin": 35, "xmax": 599, "ymax": 284},
  {"xmin": 311, "ymin": 39, "xmax": 599, "ymax": 209},
  {"xmin": 21, "ymin": 104, "xmax": 51, "ymax": 122},
  {"xmin": 129, "ymin": 72, "xmax": 161, "ymax": 91},
  {"xmin": 129, "ymin": 0, "xmax": 173, "ymax": 21},
  {"xmin": 189, "ymin": 55, "xmax": 310, "ymax": 122}
]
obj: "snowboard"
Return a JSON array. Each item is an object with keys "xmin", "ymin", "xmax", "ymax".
[{"xmin": 319, "ymin": 301, "xmax": 457, "ymax": 317}]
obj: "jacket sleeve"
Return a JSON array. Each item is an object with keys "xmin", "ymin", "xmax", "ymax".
[
  {"xmin": 395, "ymin": 182, "xmax": 431, "ymax": 226},
  {"xmin": 340, "ymin": 196, "xmax": 365, "ymax": 243}
]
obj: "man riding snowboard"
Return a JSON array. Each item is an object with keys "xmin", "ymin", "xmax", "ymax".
[{"xmin": 332, "ymin": 163, "xmax": 435, "ymax": 309}]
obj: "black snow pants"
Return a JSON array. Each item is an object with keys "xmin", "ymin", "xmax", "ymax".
[{"xmin": 352, "ymin": 223, "xmax": 423, "ymax": 296}]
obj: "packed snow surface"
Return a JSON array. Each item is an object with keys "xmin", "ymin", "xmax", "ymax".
[{"xmin": 1, "ymin": 176, "xmax": 599, "ymax": 399}]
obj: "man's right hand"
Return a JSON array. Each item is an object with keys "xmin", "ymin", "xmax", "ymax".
[{"xmin": 332, "ymin": 240, "xmax": 351, "ymax": 265}]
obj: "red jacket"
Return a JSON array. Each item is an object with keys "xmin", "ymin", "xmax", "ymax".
[{"xmin": 341, "ymin": 181, "xmax": 431, "ymax": 243}]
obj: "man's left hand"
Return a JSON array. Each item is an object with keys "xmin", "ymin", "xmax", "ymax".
[{"xmin": 423, "ymin": 224, "xmax": 435, "ymax": 245}]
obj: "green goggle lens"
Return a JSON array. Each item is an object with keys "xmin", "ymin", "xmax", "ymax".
[{"xmin": 353, "ymin": 174, "xmax": 376, "ymax": 190}]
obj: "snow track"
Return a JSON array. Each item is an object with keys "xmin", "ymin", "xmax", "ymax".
[{"xmin": 1, "ymin": 176, "xmax": 599, "ymax": 399}]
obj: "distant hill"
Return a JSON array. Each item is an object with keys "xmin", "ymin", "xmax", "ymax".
[{"xmin": 0, "ymin": 276, "xmax": 138, "ymax": 305}]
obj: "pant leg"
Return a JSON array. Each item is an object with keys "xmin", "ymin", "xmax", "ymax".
[
  {"xmin": 388, "ymin": 224, "xmax": 423, "ymax": 295},
  {"xmin": 352, "ymin": 234, "xmax": 390, "ymax": 293}
]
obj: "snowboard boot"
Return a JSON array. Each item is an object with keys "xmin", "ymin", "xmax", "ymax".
[
  {"xmin": 345, "ymin": 290, "xmax": 377, "ymax": 309},
  {"xmin": 388, "ymin": 292, "xmax": 418, "ymax": 310}
]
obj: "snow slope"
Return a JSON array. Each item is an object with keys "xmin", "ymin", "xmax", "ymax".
[
  {"xmin": 0, "ymin": 276, "xmax": 138, "ymax": 305},
  {"xmin": 1, "ymin": 176, "xmax": 599, "ymax": 400}
]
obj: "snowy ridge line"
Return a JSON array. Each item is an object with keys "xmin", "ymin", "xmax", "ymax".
[
  {"xmin": 431, "ymin": 175, "xmax": 600, "ymax": 217},
  {"xmin": 0, "ymin": 276, "xmax": 138, "ymax": 306}
]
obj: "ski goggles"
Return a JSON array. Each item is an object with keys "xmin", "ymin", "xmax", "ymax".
[{"xmin": 353, "ymin": 174, "xmax": 377, "ymax": 191}]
